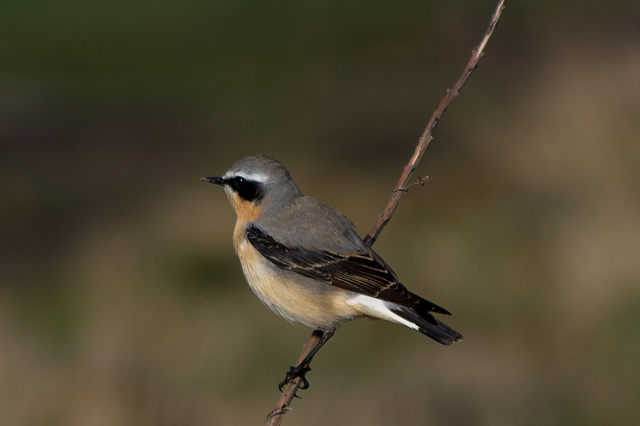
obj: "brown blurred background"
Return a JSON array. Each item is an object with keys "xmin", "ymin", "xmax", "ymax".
[{"xmin": 2, "ymin": 1, "xmax": 640, "ymax": 424}]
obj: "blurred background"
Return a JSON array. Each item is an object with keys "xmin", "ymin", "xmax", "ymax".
[{"xmin": 2, "ymin": 0, "xmax": 640, "ymax": 424}]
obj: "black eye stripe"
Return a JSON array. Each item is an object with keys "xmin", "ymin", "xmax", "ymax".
[
  {"xmin": 227, "ymin": 177, "xmax": 244, "ymax": 189},
  {"xmin": 226, "ymin": 176, "xmax": 264, "ymax": 202}
]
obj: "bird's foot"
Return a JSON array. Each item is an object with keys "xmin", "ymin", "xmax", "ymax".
[{"xmin": 278, "ymin": 364, "xmax": 311, "ymax": 396}]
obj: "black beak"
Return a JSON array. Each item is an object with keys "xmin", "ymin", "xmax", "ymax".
[{"xmin": 200, "ymin": 176, "xmax": 226, "ymax": 185}]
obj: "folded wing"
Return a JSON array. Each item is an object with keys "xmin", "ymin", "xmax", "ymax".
[{"xmin": 247, "ymin": 225, "xmax": 452, "ymax": 320}]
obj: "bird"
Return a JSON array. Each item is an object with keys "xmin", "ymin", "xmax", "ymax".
[{"xmin": 201, "ymin": 154, "xmax": 462, "ymax": 389}]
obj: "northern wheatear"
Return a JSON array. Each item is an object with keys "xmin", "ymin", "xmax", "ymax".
[{"xmin": 202, "ymin": 154, "xmax": 461, "ymax": 388}]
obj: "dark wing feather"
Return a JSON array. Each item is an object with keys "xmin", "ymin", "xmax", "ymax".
[{"xmin": 246, "ymin": 226, "xmax": 450, "ymax": 316}]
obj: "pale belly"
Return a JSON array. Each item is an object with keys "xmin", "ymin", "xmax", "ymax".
[{"xmin": 234, "ymin": 238, "xmax": 357, "ymax": 331}]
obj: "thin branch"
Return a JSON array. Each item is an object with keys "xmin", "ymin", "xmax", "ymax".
[
  {"xmin": 398, "ymin": 175, "xmax": 431, "ymax": 192},
  {"xmin": 265, "ymin": 331, "xmax": 323, "ymax": 426},
  {"xmin": 364, "ymin": 0, "xmax": 506, "ymax": 247},
  {"xmin": 264, "ymin": 1, "xmax": 505, "ymax": 423}
]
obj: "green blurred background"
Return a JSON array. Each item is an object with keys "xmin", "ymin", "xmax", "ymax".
[{"xmin": 2, "ymin": 0, "xmax": 640, "ymax": 424}]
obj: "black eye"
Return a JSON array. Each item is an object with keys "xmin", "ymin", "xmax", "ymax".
[{"xmin": 228, "ymin": 177, "xmax": 264, "ymax": 202}]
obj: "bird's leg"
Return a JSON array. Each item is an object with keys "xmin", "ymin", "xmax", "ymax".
[{"xmin": 278, "ymin": 329, "xmax": 335, "ymax": 393}]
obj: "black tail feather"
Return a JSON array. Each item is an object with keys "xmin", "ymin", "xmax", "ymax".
[{"xmin": 390, "ymin": 306, "xmax": 463, "ymax": 345}]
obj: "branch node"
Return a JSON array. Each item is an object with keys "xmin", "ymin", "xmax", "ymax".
[
  {"xmin": 266, "ymin": 405, "xmax": 293, "ymax": 424},
  {"xmin": 402, "ymin": 175, "xmax": 431, "ymax": 192}
]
